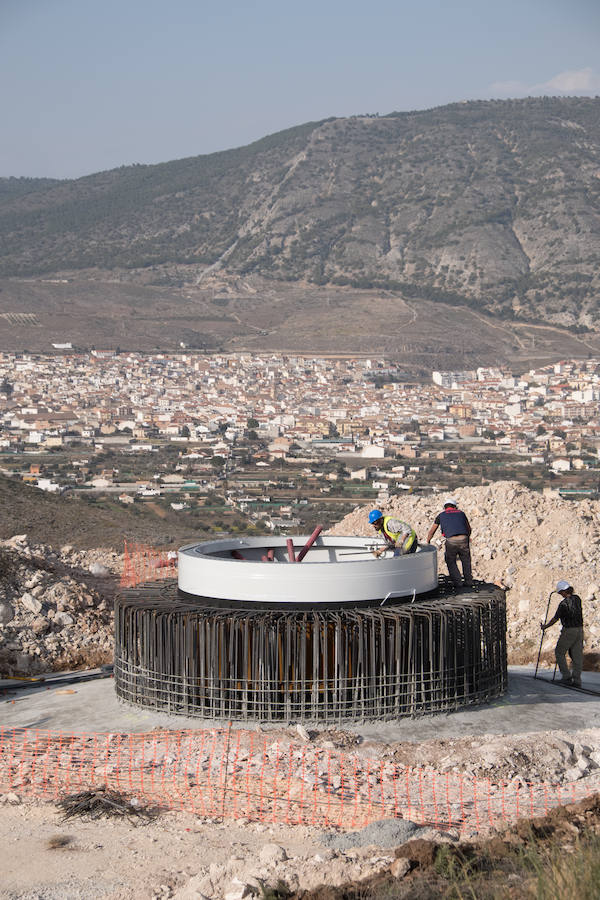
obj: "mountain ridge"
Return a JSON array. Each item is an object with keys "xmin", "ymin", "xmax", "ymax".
[{"xmin": 1, "ymin": 96, "xmax": 599, "ymax": 346}]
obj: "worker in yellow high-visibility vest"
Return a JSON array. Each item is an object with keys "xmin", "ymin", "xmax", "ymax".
[{"xmin": 368, "ymin": 509, "xmax": 417, "ymax": 557}]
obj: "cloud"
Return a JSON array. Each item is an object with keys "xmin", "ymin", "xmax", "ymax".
[
  {"xmin": 490, "ymin": 67, "xmax": 600, "ymax": 98},
  {"xmin": 542, "ymin": 67, "xmax": 600, "ymax": 92}
]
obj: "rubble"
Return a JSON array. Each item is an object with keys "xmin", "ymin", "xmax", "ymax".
[
  {"xmin": 328, "ymin": 480, "xmax": 600, "ymax": 664},
  {"xmin": 170, "ymin": 841, "xmax": 398, "ymax": 898},
  {"xmin": 0, "ymin": 535, "xmax": 120, "ymax": 674}
]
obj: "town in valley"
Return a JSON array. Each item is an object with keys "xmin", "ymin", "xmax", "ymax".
[{"xmin": 1, "ymin": 350, "xmax": 599, "ymax": 536}]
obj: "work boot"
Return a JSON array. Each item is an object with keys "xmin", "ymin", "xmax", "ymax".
[{"xmin": 560, "ymin": 676, "xmax": 573, "ymax": 685}]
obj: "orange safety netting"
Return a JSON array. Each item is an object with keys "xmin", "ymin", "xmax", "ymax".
[
  {"xmin": 121, "ymin": 541, "xmax": 177, "ymax": 588},
  {"xmin": 0, "ymin": 726, "xmax": 596, "ymax": 831}
]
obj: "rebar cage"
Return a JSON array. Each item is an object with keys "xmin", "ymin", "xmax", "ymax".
[{"xmin": 114, "ymin": 582, "xmax": 507, "ymax": 722}]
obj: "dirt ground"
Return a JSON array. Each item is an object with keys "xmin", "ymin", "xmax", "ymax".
[
  {"xmin": 3, "ymin": 726, "xmax": 600, "ymax": 899},
  {"xmin": 1, "ymin": 792, "xmax": 444, "ymax": 900},
  {"xmin": 3, "ymin": 787, "xmax": 600, "ymax": 900},
  {"xmin": 296, "ymin": 793, "xmax": 600, "ymax": 900},
  {"xmin": 0, "ymin": 797, "xmax": 330, "ymax": 900}
]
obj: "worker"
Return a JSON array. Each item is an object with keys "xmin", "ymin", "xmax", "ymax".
[
  {"xmin": 426, "ymin": 498, "xmax": 473, "ymax": 590},
  {"xmin": 368, "ymin": 509, "xmax": 417, "ymax": 557},
  {"xmin": 541, "ymin": 580, "xmax": 584, "ymax": 687}
]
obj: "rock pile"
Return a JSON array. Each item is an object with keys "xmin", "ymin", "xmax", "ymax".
[
  {"xmin": 327, "ymin": 481, "xmax": 600, "ymax": 664},
  {"xmin": 0, "ymin": 534, "xmax": 120, "ymax": 674},
  {"xmin": 172, "ymin": 839, "xmax": 404, "ymax": 899},
  {"xmin": 383, "ymin": 728, "xmax": 600, "ymax": 785}
]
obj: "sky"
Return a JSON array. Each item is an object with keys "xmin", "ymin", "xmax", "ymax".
[{"xmin": 1, "ymin": 0, "xmax": 599, "ymax": 180}]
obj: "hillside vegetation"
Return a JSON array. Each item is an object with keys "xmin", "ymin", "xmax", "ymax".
[
  {"xmin": 0, "ymin": 473, "xmax": 198, "ymax": 550},
  {"xmin": 1, "ymin": 97, "xmax": 600, "ymax": 329}
]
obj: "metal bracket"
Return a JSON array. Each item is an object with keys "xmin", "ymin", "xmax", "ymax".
[{"xmin": 380, "ymin": 587, "xmax": 417, "ymax": 606}]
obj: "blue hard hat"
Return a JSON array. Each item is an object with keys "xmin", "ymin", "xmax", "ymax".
[{"xmin": 369, "ymin": 509, "xmax": 383, "ymax": 524}]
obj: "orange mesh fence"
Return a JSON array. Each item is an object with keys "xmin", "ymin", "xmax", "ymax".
[
  {"xmin": 0, "ymin": 726, "xmax": 596, "ymax": 831},
  {"xmin": 121, "ymin": 541, "xmax": 177, "ymax": 587}
]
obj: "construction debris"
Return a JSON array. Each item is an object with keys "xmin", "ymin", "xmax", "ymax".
[{"xmin": 57, "ymin": 786, "xmax": 159, "ymax": 824}]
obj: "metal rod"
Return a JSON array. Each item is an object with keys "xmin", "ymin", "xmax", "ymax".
[
  {"xmin": 296, "ymin": 526, "xmax": 323, "ymax": 562},
  {"xmin": 535, "ymin": 591, "xmax": 556, "ymax": 679},
  {"xmin": 338, "ymin": 548, "xmax": 379, "ymax": 556}
]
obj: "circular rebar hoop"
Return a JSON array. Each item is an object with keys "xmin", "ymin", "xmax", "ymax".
[{"xmin": 114, "ymin": 583, "xmax": 507, "ymax": 722}]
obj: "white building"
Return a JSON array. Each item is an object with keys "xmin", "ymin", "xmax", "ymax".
[{"xmin": 360, "ymin": 444, "xmax": 384, "ymax": 458}]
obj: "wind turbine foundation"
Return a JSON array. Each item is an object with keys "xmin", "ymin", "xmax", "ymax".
[{"xmin": 114, "ymin": 536, "xmax": 507, "ymax": 722}]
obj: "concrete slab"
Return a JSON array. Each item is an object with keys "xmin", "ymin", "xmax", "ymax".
[{"xmin": 2, "ymin": 666, "xmax": 600, "ymax": 740}]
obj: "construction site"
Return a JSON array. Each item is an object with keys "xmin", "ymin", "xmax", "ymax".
[{"xmin": 2, "ymin": 491, "xmax": 600, "ymax": 898}]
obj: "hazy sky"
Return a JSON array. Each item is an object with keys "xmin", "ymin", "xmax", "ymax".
[{"xmin": 1, "ymin": 0, "xmax": 599, "ymax": 179}]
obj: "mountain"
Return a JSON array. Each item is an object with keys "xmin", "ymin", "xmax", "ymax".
[{"xmin": 1, "ymin": 97, "xmax": 599, "ymax": 354}]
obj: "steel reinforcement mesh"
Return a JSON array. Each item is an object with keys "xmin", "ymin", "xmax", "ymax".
[
  {"xmin": 0, "ymin": 726, "xmax": 596, "ymax": 832},
  {"xmin": 114, "ymin": 584, "xmax": 507, "ymax": 722}
]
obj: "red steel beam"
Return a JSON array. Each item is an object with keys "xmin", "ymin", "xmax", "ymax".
[{"xmin": 296, "ymin": 525, "xmax": 323, "ymax": 562}]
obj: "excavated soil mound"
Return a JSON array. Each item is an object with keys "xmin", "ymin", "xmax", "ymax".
[{"xmin": 327, "ymin": 481, "xmax": 600, "ymax": 665}]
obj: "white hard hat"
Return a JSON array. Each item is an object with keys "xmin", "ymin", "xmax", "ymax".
[
  {"xmin": 556, "ymin": 580, "xmax": 572, "ymax": 592},
  {"xmin": 444, "ymin": 498, "xmax": 458, "ymax": 507}
]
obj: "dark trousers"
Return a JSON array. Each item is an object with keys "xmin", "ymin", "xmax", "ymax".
[{"xmin": 444, "ymin": 535, "xmax": 472, "ymax": 588}]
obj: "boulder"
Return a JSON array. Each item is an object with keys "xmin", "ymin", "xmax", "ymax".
[
  {"xmin": 20, "ymin": 593, "xmax": 42, "ymax": 615},
  {"xmin": 259, "ymin": 843, "xmax": 287, "ymax": 865},
  {"xmin": 0, "ymin": 601, "xmax": 14, "ymax": 625}
]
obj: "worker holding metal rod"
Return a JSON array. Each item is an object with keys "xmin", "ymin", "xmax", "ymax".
[{"xmin": 540, "ymin": 580, "xmax": 584, "ymax": 687}]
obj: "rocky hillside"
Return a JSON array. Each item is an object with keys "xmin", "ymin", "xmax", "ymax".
[
  {"xmin": 1, "ymin": 97, "xmax": 600, "ymax": 328},
  {"xmin": 328, "ymin": 481, "xmax": 600, "ymax": 665},
  {"xmin": 0, "ymin": 472, "xmax": 200, "ymax": 551},
  {"xmin": 0, "ymin": 534, "xmax": 119, "ymax": 674}
]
